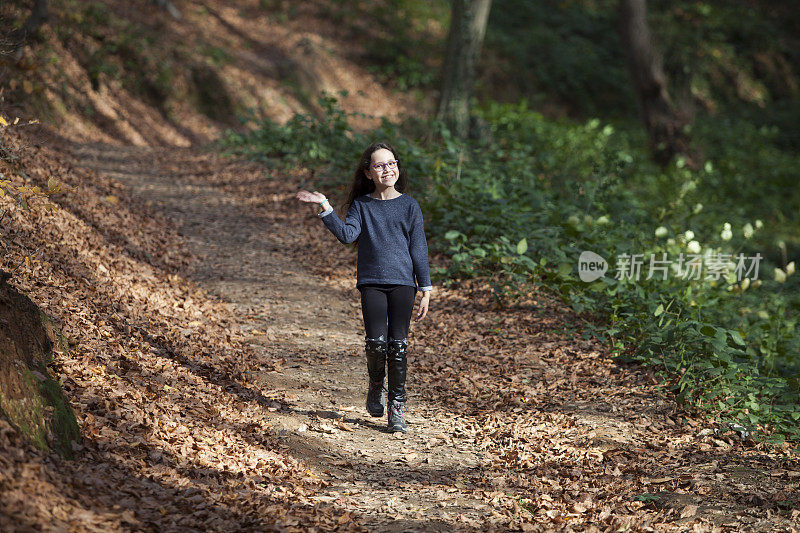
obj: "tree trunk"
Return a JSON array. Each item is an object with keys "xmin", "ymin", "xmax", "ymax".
[
  {"xmin": 6, "ymin": 0, "xmax": 48, "ymax": 60},
  {"xmin": 20, "ymin": 0, "xmax": 49, "ymax": 38},
  {"xmin": 618, "ymin": 0, "xmax": 692, "ymax": 166},
  {"xmin": 435, "ymin": 0, "xmax": 492, "ymax": 139}
]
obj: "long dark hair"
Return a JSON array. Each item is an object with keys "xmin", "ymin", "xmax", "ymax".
[
  {"xmin": 344, "ymin": 141, "xmax": 407, "ymax": 215},
  {"xmin": 338, "ymin": 142, "xmax": 407, "ymax": 248}
]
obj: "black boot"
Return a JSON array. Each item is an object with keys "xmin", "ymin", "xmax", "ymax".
[
  {"xmin": 387, "ymin": 338, "xmax": 408, "ymax": 433},
  {"xmin": 364, "ymin": 335, "xmax": 387, "ymax": 417}
]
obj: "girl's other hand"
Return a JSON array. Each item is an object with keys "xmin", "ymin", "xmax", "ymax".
[
  {"xmin": 296, "ymin": 189, "xmax": 327, "ymax": 204},
  {"xmin": 415, "ymin": 292, "xmax": 430, "ymax": 322}
]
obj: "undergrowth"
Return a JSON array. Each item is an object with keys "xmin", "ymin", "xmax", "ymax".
[{"xmin": 218, "ymin": 95, "xmax": 800, "ymax": 447}]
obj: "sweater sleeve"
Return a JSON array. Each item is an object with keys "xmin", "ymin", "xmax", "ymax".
[
  {"xmin": 320, "ymin": 201, "xmax": 361, "ymax": 244},
  {"xmin": 409, "ymin": 201, "xmax": 432, "ymax": 291}
]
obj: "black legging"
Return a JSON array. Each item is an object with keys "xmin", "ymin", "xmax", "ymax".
[{"xmin": 358, "ymin": 284, "xmax": 417, "ymax": 341}]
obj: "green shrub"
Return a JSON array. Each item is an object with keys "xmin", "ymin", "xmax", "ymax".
[{"xmin": 219, "ymin": 95, "xmax": 800, "ymax": 445}]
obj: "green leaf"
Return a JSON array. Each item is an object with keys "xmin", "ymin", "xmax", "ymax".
[
  {"xmin": 516, "ymin": 238, "xmax": 528, "ymax": 255},
  {"xmin": 470, "ymin": 247, "xmax": 487, "ymax": 258},
  {"xmin": 699, "ymin": 325, "xmax": 717, "ymax": 337},
  {"xmin": 654, "ymin": 304, "xmax": 664, "ymax": 317},
  {"xmin": 557, "ymin": 262, "xmax": 573, "ymax": 277}
]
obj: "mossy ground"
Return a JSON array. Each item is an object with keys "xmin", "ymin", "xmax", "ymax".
[{"xmin": 0, "ymin": 283, "xmax": 80, "ymax": 459}]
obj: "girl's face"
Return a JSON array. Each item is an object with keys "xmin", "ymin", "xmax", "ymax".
[{"xmin": 365, "ymin": 148, "xmax": 399, "ymax": 189}]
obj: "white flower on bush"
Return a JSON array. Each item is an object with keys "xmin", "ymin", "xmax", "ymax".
[
  {"xmin": 667, "ymin": 238, "xmax": 676, "ymax": 246},
  {"xmin": 720, "ymin": 222, "xmax": 732, "ymax": 241},
  {"xmin": 687, "ymin": 240, "xmax": 701, "ymax": 254},
  {"xmin": 693, "ymin": 203, "xmax": 703, "ymax": 214},
  {"xmin": 655, "ymin": 226, "xmax": 668, "ymax": 238},
  {"xmin": 684, "ymin": 230, "xmax": 695, "ymax": 241},
  {"xmin": 567, "ymin": 215, "xmax": 580, "ymax": 227},
  {"xmin": 596, "ymin": 215, "xmax": 610, "ymax": 225},
  {"xmin": 773, "ymin": 262, "xmax": 795, "ymax": 283},
  {"xmin": 755, "ymin": 219, "xmax": 763, "ymax": 229},
  {"xmin": 743, "ymin": 223, "xmax": 754, "ymax": 239}
]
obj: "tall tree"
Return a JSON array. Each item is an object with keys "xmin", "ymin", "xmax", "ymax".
[
  {"xmin": 618, "ymin": 0, "xmax": 692, "ymax": 166},
  {"xmin": 6, "ymin": 0, "xmax": 48, "ymax": 59},
  {"xmin": 435, "ymin": 0, "xmax": 492, "ymax": 139}
]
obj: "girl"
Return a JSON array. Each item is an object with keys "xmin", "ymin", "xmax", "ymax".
[{"xmin": 296, "ymin": 141, "xmax": 432, "ymax": 433}]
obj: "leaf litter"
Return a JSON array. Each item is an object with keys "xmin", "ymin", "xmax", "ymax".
[{"xmin": 0, "ymin": 126, "xmax": 798, "ymax": 531}]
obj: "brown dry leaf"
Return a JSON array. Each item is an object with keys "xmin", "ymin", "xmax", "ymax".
[
  {"xmin": 335, "ymin": 420, "xmax": 355, "ymax": 432},
  {"xmin": 643, "ymin": 477, "xmax": 675, "ymax": 484},
  {"xmin": 573, "ymin": 501, "xmax": 590, "ymax": 513},
  {"xmin": 680, "ymin": 504, "xmax": 699, "ymax": 518}
]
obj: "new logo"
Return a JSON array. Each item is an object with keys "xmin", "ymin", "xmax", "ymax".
[{"xmin": 578, "ymin": 251, "xmax": 608, "ymax": 282}]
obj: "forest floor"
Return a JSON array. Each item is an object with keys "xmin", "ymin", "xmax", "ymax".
[
  {"xmin": 2, "ymin": 0, "xmax": 798, "ymax": 530},
  {"xmin": 10, "ymin": 139, "xmax": 790, "ymax": 531}
]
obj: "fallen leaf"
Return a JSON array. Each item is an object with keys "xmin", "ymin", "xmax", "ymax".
[{"xmin": 680, "ymin": 504, "xmax": 699, "ymax": 518}]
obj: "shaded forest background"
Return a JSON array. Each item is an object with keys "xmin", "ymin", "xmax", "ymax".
[
  {"xmin": 1, "ymin": 0, "xmax": 800, "ymax": 489},
  {"xmin": 1, "ymin": 0, "xmax": 800, "ymax": 530}
]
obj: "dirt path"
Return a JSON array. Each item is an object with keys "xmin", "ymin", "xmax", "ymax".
[
  {"xmin": 70, "ymin": 142, "xmax": 493, "ymax": 531},
  {"xmin": 67, "ymin": 141, "xmax": 800, "ymax": 531}
]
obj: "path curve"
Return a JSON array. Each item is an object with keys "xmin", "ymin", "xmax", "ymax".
[
  {"xmin": 70, "ymin": 142, "xmax": 493, "ymax": 531},
  {"xmin": 68, "ymin": 141, "xmax": 800, "ymax": 532}
]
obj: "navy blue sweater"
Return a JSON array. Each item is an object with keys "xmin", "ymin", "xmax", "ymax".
[{"xmin": 318, "ymin": 194, "xmax": 433, "ymax": 291}]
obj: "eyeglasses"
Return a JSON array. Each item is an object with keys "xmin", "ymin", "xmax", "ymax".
[{"xmin": 371, "ymin": 160, "xmax": 398, "ymax": 172}]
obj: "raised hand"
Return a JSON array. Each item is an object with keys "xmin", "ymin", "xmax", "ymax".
[{"xmin": 296, "ymin": 189, "xmax": 327, "ymax": 205}]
